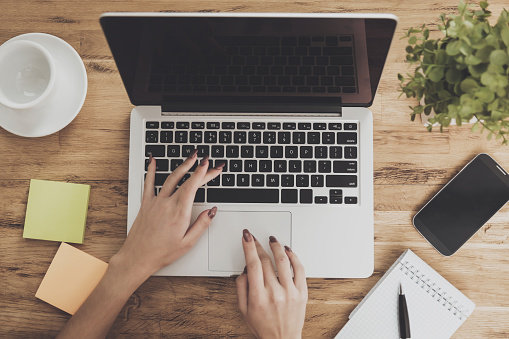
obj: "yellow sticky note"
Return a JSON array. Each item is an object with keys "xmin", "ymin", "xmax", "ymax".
[
  {"xmin": 36, "ymin": 242, "xmax": 108, "ymax": 315},
  {"xmin": 23, "ymin": 179, "xmax": 90, "ymax": 244}
]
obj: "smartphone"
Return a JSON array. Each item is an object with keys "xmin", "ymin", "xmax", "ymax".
[{"xmin": 413, "ymin": 153, "xmax": 509, "ymax": 256}]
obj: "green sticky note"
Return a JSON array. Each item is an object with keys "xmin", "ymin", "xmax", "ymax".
[{"xmin": 23, "ymin": 179, "xmax": 90, "ymax": 244}]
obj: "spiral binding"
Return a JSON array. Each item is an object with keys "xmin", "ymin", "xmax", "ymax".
[{"xmin": 398, "ymin": 260, "xmax": 470, "ymax": 321}]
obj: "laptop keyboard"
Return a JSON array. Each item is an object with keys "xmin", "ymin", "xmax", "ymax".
[
  {"xmin": 144, "ymin": 119, "xmax": 359, "ymax": 205},
  {"xmin": 149, "ymin": 35, "xmax": 357, "ymax": 95}
]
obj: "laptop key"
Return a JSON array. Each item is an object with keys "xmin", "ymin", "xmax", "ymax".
[
  {"xmin": 322, "ymin": 132, "xmax": 335, "ymax": 144},
  {"xmin": 260, "ymin": 160, "xmax": 272, "ymax": 172},
  {"xmin": 215, "ymin": 159, "xmax": 228, "ymax": 172},
  {"xmin": 145, "ymin": 159, "xmax": 169, "ymax": 171},
  {"xmin": 226, "ymin": 145, "xmax": 239, "ymax": 158},
  {"xmin": 222, "ymin": 122, "xmax": 235, "ymax": 129},
  {"xmin": 171, "ymin": 159, "xmax": 184, "ymax": 171},
  {"xmin": 318, "ymin": 161, "xmax": 332, "ymax": 173},
  {"xmin": 197, "ymin": 145, "xmax": 209, "ymax": 157},
  {"xmin": 344, "ymin": 123, "xmax": 358, "ymax": 130},
  {"xmin": 330, "ymin": 146, "xmax": 343, "ymax": 159},
  {"xmin": 331, "ymin": 197, "xmax": 343, "ymax": 204},
  {"xmin": 160, "ymin": 131, "xmax": 173, "ymax": 143},
  {"xmin": 146, "ymin": 131, "xmax": 158, "ymax": 143},
  {"xmin": 161, "ymin": 122, "xmax": 174, "ymax": 129},
  {"xmin": 234, "ymin": 131, "xmax": 247, "ymax": 143},
  {"xmin": 220, "ymin": 131, "xmax": 232, "ymax": 143},
  {"xmin": 190, "ymin": 131, "xmax": 202, "ymax": 143},
  {"xmin": 293, "ymin": 132, "xmax": 305, "ymax": 144},
  {"xmin": 278, "ymin": 132, "xmax": 291, "ymax": 144},
  {"xmin": 237, "ymin": 174, "xmax": 250, "ymax": 187},
  {"xmin": 182, "ymin": 145, "xmax": 194, "ymax": 158},
  {"xmin": 304, "ymin": 160, "xmax": 317, "ymax": 173},
  {"xmin": 337, "ymin": 132, "xmax": 357, "ymax": 144},
  {"xmin": 167, "ymin": 145, "xmax": 180, "ymax": 157},
  {"xmin": 281, "ymin": 189, "xmax": 298, "ymax": 203},
  {"xmin": 333, "ymin": 161, "xmax": 357, "ymax": 173},
  {"xmin": 175, "ymin": 131, "xmax": 188, "ymax": 143},
  {"xmin": 207, "ymin": 122, "xmax": 220, "ymax": 129},
  {"xmin": 270, "ymin": 146, "xmax": 284, "ymax": 158},
  {"xmin": 315, "ymin": 196, "xmax": 328, "ymax": 204},
  {"xmin": 329, "ymin": 123, "xmax": 342, "ymax": 130},
  {"xmin": 283, "ymin": 123, "xmax": 296, "ymax": 130},
  {"xmin": 282, "ymin": 175, "xmax": 294, "ymax": 187},
  {"xmin": 289, "ymin": 160, "xmax": 302, "ymax": 173},
  {"xmin": 241, "ymin": 145, "xmax": 254, "ymax": 158},
  {"xmin": 313, "ymin": 123, "xmax": 327, "ymax": 130},
  {"xmin": 315, "ymin": 146, "xmax": 327, "ymax": 159},
  {"xmin": 326, "ymin": 175, "xmax": 358, "ymax": 187},
  {"xmin": 222, "ymin": 174, "xmax": 235, "ymax": 186},
  {"xmin": 194, "ymin": 188, "xmax": 205, "ymax": 203},
  {"xmin": 248, "ymin": 132, "xmax": 261, "ymax": 144},
  {"xmin": 212, "ymin": 145, "xmax": 225, "ymax": 157},
  {"xmin": 146, "ymin": 121, "xmax": 159, "ymax": 129},
  {"xmin": 311, "ymin": 175, "xmax": 324, "ymax": 187},
  {"xmin": 176, "ymin": 122, "xmax": 189, "ymax": 129},
  {"xmin": 230, "ymin": 160, "xmax": 242, "ymax": 172},
  {"xmin": 345, "ymin": 147, "xmax": 357, "ymax": 159},
  {"xmin": 245, "ymin": 160, "xmax": 257, "ymax": 172},
  {"xmin": 145, "ymin": 145, "xmax": 165, "ymax": 157},
  {"xmin": 204, "ymin": 131, "xmax": 217, "ymax": 143},
  {"xmin": 274, "ymin": 160, "xmax": 287, "ymax": 173},
  {"xmin": 155, "ymin": 173, "xmax": 169, "ymax": 186},
  {"xmin": 296, "ymin": 175, "xmax": 309, "ymax": 187},
  {"xmin": 237, "ymin": 122, "xmax": 250, "ymax": 129},
  {"xmin": 256, "ymin": 146, "xmax": 269, "ymax": 158},
  {"xmin": 267, "ymin": 174, "xmax": 279, "ymax": 186},
  {"xmin": 307, "ymin": 132, "xmax": 320, "ymax": 144},
  {"xmin": 285, "ymin": 146, "xmax": 298, "ymax": 158},
  {"xmin": 300, "ymin": 146, "xmax": 313, "ymax": 158},
  {"xmin": 300, "ymin": 189, "xmax": 313, "ymax": 204},
  {"xmin": 345, "ymin": 197, "xmax": 358, "ymax": 204},
  {"xmin": 330, "ymin": 189, "xmax": 343, "ymax": 197},
  {"xmin": 253, "ymin": 122, "xmax": 266, "ymax": 130},
  {"xmin": 208, "ymin": 188, "xmax": 279, "ymax": 203},
  {"xmin": 252, "ymin": 174, "xmax": 264, "ymax": 186},
  {"xmin": 191, "ymin": 122, "xmax": 205, "ymax": 129},
  {"xmin": 263, "ymin": 132, "xmax": 276, "ymax": 144}
]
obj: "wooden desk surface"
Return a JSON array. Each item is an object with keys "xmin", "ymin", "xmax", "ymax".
[{"xmin": 1, "ymin": 0, "xmax": 508, "ymax": 337}]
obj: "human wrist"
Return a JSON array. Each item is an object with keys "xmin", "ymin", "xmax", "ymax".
[{"xmin": 108, "ymin": 251, "xmax": 153, "ymax": 292}]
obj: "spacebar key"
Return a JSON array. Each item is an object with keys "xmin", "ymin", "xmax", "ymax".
[{"xmin": 207, "ymin": 188, "xmax": 279, "ymax": 203}]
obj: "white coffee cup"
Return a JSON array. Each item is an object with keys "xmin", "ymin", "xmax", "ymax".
[{"xmin": 0, "ymin": 40, "xmax": 56, "ymax": 110}]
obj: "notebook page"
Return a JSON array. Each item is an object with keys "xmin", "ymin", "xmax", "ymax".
[{"xmin": 335, "ymin": 250, "xmax": 475, "ymax": 339}]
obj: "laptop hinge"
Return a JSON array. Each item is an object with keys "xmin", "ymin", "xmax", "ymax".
[{"xmin": 161, "ymin": 96, "xmax": 342, "ymax": 115}]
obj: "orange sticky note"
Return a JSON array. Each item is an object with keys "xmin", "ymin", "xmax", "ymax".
[{"xmin": 36, "ymin": 242, "xmax": 108, "ymax": 315}]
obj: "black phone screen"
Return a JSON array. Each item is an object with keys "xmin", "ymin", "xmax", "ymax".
[{"xmin": 413, "ymin": 154, "xmax": 509, "ymax": 256}]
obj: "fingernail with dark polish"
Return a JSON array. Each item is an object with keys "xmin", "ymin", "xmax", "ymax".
[
  {"xmin": 214, "ymin": 161, "xmax": 226, "ymax": 170},
  {"xmin": 187, "ymin": 149, "xmax": 198, "ymax": 159},
  {"xmin": 243, "ymin": 229, "xmax": 252, "ymax": 242},
  {"xmin": 200, "ymin": 155, "xmax": 209, "ymax": 166},
  {"xmin": 284, "ymin": 245, "xmax": 292, "ymax": 252},
  {"xmin": 208, "ymin": 206, "xmax": 217, "ymax": 218},
  {"xmin": 243, "ymin": 266, "xmax": 247, "ymax": 274},
  {"xmin": 269, "ymin": 236, "xmax": 277, "ymax": 243},
  {"xmin": 148, "ymin": 152, "xmax": 154, "ymax": 164}
]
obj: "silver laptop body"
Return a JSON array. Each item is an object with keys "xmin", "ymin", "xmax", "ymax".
[{"xmin": 100, "ymin": 13, "xmax": 398, "ymax": 278}]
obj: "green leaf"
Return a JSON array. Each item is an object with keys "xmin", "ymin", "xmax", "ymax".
[
  {"xmin": 476, "ymin": 87, "xmax": 495, "ymax": 103},
  {"xmin": 408, "ymin": 36, "xmax": 417, "ymax": 44},
  {"xmin": 465, "ymin": 54, "xmax": 482, "ymax": 65},
  {"xmin": 480, "ymin": 1, "xmax": 488, "ymax": 10},
  {"xmin": 423, "ymin": 29, "xmax": 430, "ymax": 40},
  {"xmin": 460, "ymin": 78, "xmax": 480, "ymax": 93},
  {"xmin": 501, "ymin": 27, "xmax": 509, "ymax": 47},
  {"xmin": 446, "ymin": 67, "xmax": 462, "ymax": 84},
  {"xmin": 428, "ymin": 67, "xmax": 445, "ymax": 82},
  {"xmin": 475, "ymin": 46, "xmax": 495, "ymax": 62},
  {"xmin": 446, "ymin": 40, "xmax": 461, "ymax": 55},
  {"xmin": 490, "ymin": 50, "xmax": 509, "ymax": 66}
]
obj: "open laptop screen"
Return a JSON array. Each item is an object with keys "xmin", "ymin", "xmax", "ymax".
[{"xmin": 100, "ymin": 14, "xmax": 396, "ymax": 109}]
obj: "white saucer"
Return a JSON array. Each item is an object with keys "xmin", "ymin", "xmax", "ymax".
[{"xmin": 0, "ymin": 33, "xmax": 87, "ymax": 137}]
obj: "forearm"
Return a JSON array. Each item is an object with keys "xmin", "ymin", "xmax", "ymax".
[{"xmin": 57, "ymin": 254, "xmax": 151, "ymax": 339}]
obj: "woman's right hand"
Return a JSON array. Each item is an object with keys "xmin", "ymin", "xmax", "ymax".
[{"xmin": 235, "ymin": 229, "xmax": 308, "ymax": 339}]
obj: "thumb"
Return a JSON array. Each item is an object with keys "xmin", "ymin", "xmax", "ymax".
[{"xmin": 184, "ymin": 207, "xmax": 217, "ymax": 246}]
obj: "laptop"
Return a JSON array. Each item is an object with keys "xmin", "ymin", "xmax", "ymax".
[{"xmin": 100, "ymin": 13, "xmax": 397, "ymax": 278}]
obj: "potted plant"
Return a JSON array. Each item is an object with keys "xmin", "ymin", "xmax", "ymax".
[{"xmin": 398, "ymin": 1, "xmax": 509, "ymax": 143}]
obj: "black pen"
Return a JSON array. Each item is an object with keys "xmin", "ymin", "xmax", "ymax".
[{"xmin": 399, "ymin": 283, "xmax": 411, "ymax": 339}]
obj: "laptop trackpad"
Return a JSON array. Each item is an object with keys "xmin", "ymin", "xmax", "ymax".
[{"xmin": 209, "ymin": 211, "xmax": 292, "ymax": 272}]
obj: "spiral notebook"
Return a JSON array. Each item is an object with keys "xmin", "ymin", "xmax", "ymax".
[{"xmin": 335, "ymin": 249, "xmax": 475, "ymax": 339}]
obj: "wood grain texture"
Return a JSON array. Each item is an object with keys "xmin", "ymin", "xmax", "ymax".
[{"xmin": 1, "ymin": 0, "xmax": 508, "ymax": 337}]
